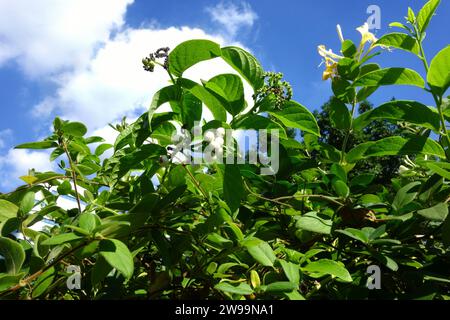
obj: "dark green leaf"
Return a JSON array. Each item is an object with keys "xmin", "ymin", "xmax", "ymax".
[
  {"xmin": 0, "ymin": 237, "xmax": 25, "ymax": 274},
  {"xmin": 417, "ymin": 202, "xmax": 448, "ymax": 222},
  {"xmin": 99, "ymin": 239, "xmax": 134, "ymax": 279},
  {"xmin": 223, "ymin": 164, "xmax": 243, "ymax": 212},
  {"xmin": 178, "ymin": 78, "xmax": 227, "ymax": 121},
  {"xmin": 329, "ymin": 98, "xmax": 351, "ymax": 130}
]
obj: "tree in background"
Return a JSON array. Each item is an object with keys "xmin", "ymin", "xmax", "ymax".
[{"xmin": 312, "ymin": 98, "xmax": 405, "ymax": 185}]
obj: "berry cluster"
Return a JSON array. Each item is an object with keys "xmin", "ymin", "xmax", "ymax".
[
  {"xmin": 142, "ymin": 47, "xmax": 170, "ymax": 72},
  {"xmin": 254, "ymin": 72, "xmax": 293, "ymax": 109}
]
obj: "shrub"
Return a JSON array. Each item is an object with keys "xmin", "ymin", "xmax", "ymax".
[{"xmin": 0, "ymin": 0, "xmax": 449, "ymax": 300}]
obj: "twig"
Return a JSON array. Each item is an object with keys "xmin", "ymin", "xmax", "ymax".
[{"xmin": 61, "ymin": 139, "xmax": 82, "ymax": 213}]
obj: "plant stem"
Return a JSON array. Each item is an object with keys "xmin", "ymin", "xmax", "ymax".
[
  {"xmin": 340, "ymin": 99, "xmax": 357, "ymax": 164},
  {"xmin": 273, "ymin": 194, "xmax": 344, "ymax": 207},
  {"xmin": 415, "ymin": 25, "xmax": 450, "ymax": 157},
  {"xmin": 243, "ymin": 180, "xmax": 293, "ymax": 208},
  {"xmin": 61, "ymin": 139, "xmax": 83, "ymax": 213}
]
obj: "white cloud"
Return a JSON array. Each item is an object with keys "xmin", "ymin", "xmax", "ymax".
[
  {"xmin": 0, "ymin": 1, "xmax": 259, "ymax": 191},
  {"xmin": 33, "ymin": 26, "xmax": 255, "ymax": 131},
  {"xmin": 206, "ymin": 1, "xmax": 258, "ymax": 38},
  {"xmin": 0, "ymin": 0, "xmax": 133, "ymax": 77},
  {"xmin": 0, "ymin": 149, "xmax": 55, "ymax": 189}
]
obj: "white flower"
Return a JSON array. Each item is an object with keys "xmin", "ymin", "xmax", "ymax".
[
  {"xmin": 204, "ymin": 131, "xmax": 215, "ymax": 142},
  {"xmin": 215, "ymin": 136, "xmax": 224, "ymax": 146},
  {"xmin": 317, "ymin": 45, "xmax": 344, "ymax": 61},
  {"xmin": 398, "ymin": 165, "xmax": 410, "ymax": 174},
  {"xmin": 216, "ymin": 127, "xmax": 225, "ymax": 137},
  {"xmin": 211, "ymin": 137, "xmax": 224, "ymax": 149},
  {"xmin": 336, "ymin": 24, "xmax": 345, "ymax": 43},
  {"xmin": 356, "ymin": 23, "xmax": 378, "ymax": 46},
  {"xmin": 317, "ymin": 45, "xmax": 344, "ymax": 81}
]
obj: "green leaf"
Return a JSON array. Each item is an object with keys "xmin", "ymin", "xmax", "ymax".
[
  {"xmin": 374, "ymin": 33, "xmax": 419, "ymax": 54},
  {"xmin": 417, "ymin": 0, "xmax": 441, "ymax": 33},
  {"xmin": 425, "ymin": 162, "xmax": 450, "ymax": 180},
  {"xmin": 41, "ymin": 233, "xmax": 83, "ymax": 246},
  {"xmin": 332, "ymin": 77, "xmax": 355, "ymax": 103},
  {"xmin": 91, "ymin": 255, "xmax": 113, "ymax": 287},
  {"xmin": 221, "ymin": 46, "xmax": 264, "ymax": 90},
  {"xmin": 178, "ymin": 78, "xmax": 227, "ymax": 121},
  {"xmin": 332, "ymin": 180, "xmax": 350, "ymax": 198},
  {"xmin": 242, "ymin": 238, "xmax": 276, "ymax": 267},
  {"xmin": 32, "ymin": 267, "xmax": 55, "ymax": 298},
  {"xmin": 233, "ymin": 114, "xmax": 286, "ymax": 135},
  {"xmin": 336, "ymin": 228, "xmax": 370, "ymax": 244},
  {"xmin": 262, "ymin": 281, "xmax": 298, "ymax": 293},
  {"xmin": 427, "ymin": 45, "xmax": 450, "ymax": 96},
  {"xmin": 303, "ymin": 259, "xmax": 352, "ymax": 282},
  {"xmin": 353, "ymin": 100, "xmax": 440, "ymax": 133},
  {"xmin": 147, "ymin": 85, "xmax": 182, "ymax": 131},
  {"xmin": 392, "ymin": 182, "xmax": 421, "ymax": 212},
  {"xmin": 0, "ymin": 237, "xmax": 25, "ymax": 274},
  {"xmin": 295, "ymin": 212, "xmax": 332, "ymax": 235},
  {"xmin": 20, "ymin": 191, "xmax": 35, "ymax": 215},
  {"xmin": 347, "ymin": 136, "xmax": 445, "ymax": 163},
  {"xmin": 56, "ymin": 180, "xmax": 71, "ymax": 195},
  {"xmin": 170, "ymin": 91, "xmax": 202, "ymax": 130},
  {"xmin": 250, "ymin": 270, "xmax": 261, "ymax": 288},
  {"xmin": 269, "ymin": 101, "xmax": 320, "ymax": 136},
  {"xmin": 79, "ymin": 213, "xmax": 99, "ymax": 233},
  {"xmin": 169, "ymin": 39, "xmax": 221, "ymax": 77},
  {"xmin": 95, "ymin": 143, "xmax": 113, "ymax": 156},
  {"xmin": 329, "ymin": 98, "xmax": 351, "ymax": 130},
  {"xmin": 372, "ymin": 252, "xmax": 398, "ymax": 271},
  {"xmin": 350, "ymin": 173, "xmax": 375, "ymax": 187},
  {"xmin": 99, "ymin": 239, "xmax": 134, "ymax": 279},
  {"xmin": 279, "ymin": 260, "xmax": 300, "ymax": 284},
  {"xmin": 389, "ymin": 22, "xmax": 410, "ymax": 30},
  {"xmin": 0, "ymin": 273, "xmax": 25, "ymax": 291},
  {"xmin": 354, "ymin": 68, "xmax": 425, "ymax": 88},
  {"xmin": 341, "ymin": 39, "xmax": 357, "ymax": 57},
  {"xmin": 215, "ymin": 282, "xmax": 253, "ymax": 295},
  {"xmin": 204, "ymin": 74, "xmax": 245, "ymax": 116},
  {"xmin": 15, "ymin": 140, "xmax": 57, "ymax": 150},
  {"xmin": 61, "ymin": 122, "xmax": 87, "ymax": 137},
  {"xmin": 417, "ymin": 203, "xmax": 448, "ymax": 222},
  {"xmin": 0, "ymin": 200, "xmax": 18, "ymax": 228},
  {"xmin": 223, "ymin": 164, "xmax": 243, "ymax": 212},
  {"xmin": 442, "ymin": 212, "xmax": 450, "ymax": 246}
]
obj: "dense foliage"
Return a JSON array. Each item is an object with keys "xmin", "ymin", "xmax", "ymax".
[
  {"xmin": 1, "ymin": 0, "xmax": 449, "ymax": 300},
  {"xmin": 312, "ymin": 98, "xmax": 406, "ymax": 184}
]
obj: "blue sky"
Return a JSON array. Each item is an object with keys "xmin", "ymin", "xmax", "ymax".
[{"xmin": 0, "ymin": 0, "xmax": 449, "ymax": 191}]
